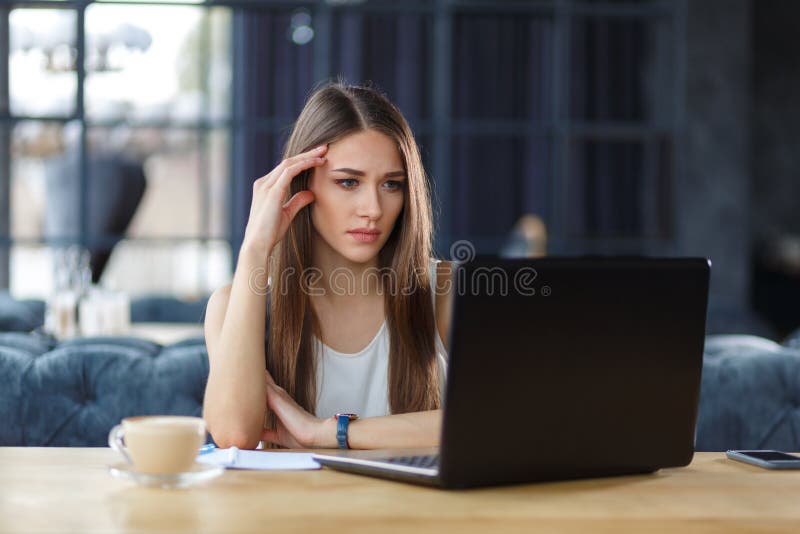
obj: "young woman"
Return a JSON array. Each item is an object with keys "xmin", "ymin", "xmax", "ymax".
[{"xmin": 203, "ymin": 82, "xmax": 453, "ymax": 450}]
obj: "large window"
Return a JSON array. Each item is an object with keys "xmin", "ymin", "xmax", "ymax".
[
  {"xmin": 0, "ymin": 0, "xmax": 684, "ymax": 298},
  {"xmin": 2, "ymin": 1, "xmax": 232, "ymax": 298}
]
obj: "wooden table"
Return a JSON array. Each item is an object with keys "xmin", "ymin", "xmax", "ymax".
[{"xmin": 1, "ymin": 448, "xmax": 799, "ymax": 533}]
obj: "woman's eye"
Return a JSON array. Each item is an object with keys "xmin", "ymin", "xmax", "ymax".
[
  {"xmin": 336, "ymin": 178, "xmax": 359, "ymax": 189},
  {"xmin": 384, "ymin": 180, "xmax": 404, "ymax": 191}
]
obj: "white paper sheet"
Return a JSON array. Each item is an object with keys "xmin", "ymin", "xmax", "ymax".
[{"xmin": 196, "ymin": 447, "xmax": 321, "ymax": 470}]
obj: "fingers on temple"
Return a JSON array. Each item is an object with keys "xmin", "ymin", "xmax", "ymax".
[
  {"xmin": 255, "ymin": 145, "xmax": 327, "ymax": 186},
  {"xmin": 291, "ymin": 144, "xmax": 328, "ymax": 163},
  {"xmin": 273, "ymin": 145, "xmax": 328, "ymax": 179},
  {"xmin": 272, "ymin": 158, "xmax": 324, "ymax": 193}
]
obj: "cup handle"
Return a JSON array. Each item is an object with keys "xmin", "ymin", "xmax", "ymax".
[{"xmin": 108, "ymin": 424, "xmax": 132, "ymax": 464}]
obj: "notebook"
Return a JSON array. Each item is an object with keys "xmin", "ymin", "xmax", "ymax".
[{"xmin": 197, "ymin": 446, "xmax": 321, "ymax": 470}]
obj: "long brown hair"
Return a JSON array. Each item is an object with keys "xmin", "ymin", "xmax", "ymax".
[{"xmin": 266, "ymin": 81, "xmax": 441, "ymax": 416}]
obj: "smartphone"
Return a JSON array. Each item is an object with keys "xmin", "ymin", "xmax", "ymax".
[{"xmin": 726, "ymin": 450, "xmax": 800, "ymax": 469}]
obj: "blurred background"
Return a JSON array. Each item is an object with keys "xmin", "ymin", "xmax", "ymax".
[{"xmin": 0, "ymin": 0, "xmax": 797, "ymax": 339}]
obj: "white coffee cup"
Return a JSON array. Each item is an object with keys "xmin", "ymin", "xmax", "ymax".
[{"xmin": 108, "ymin": 416, "xmax": 206, "ymax": 475}]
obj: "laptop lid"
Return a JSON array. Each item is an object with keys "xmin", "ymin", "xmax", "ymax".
[{"xmin": 437, "ymin": 256, "xmax": 710, "ymax": 488}]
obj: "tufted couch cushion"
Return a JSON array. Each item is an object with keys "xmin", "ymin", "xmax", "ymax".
[
  {"xmin": 0, "ymin": 333, "xmax": 208, "ymax": 447},
  {"xmin": 0, "ymin": 292, "xmax": 46, "ymax": 333},
  {"xmin": 695, "ymin": 335, "xmax": 800, "ymax": 451}
]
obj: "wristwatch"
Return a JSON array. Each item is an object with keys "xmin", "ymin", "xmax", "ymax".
[{"xmin": 334, "ymin": 413, "xmax": 359, "ymax": 449}]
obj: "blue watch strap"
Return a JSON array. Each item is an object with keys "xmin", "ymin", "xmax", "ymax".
[{"xmin": 336, "ymin": 415, "xmax": 350, "ymax": 449}]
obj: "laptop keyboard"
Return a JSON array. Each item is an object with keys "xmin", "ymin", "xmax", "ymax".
[{"xmin": 382, "ymin": 454, "xmax": 440, "ymax": 470}]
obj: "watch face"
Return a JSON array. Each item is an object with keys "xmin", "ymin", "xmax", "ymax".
[{"xmin": 335, "ymin": 413, "xmax": 359, "ymax": 421}]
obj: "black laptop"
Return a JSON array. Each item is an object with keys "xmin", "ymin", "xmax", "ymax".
[{"xmin": 313, "ymin": 256, "xmax": 711, "ymax": 489}]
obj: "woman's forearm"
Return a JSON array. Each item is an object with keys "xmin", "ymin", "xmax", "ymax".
[
  {"xmin": 317, "ymin": 410, "xmax": 443, "ymax": 450},
  {"xmin": 203, "ymin": 242, "xmax": 272, "ymax": 449}
]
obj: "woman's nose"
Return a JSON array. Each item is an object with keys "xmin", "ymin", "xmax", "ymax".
[{"xmin": 356, "ymin": 187, "xmax": 382, "ymax": 219}]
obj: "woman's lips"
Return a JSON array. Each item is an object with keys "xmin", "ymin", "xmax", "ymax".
[{"xmin": 348, "ymin": 231, "xmax": 380, "ymax": 243}]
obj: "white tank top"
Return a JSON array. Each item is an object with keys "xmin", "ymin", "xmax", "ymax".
[{"xmin": 313, "ymin": 258, "xmax": 448, "ymax": 418}]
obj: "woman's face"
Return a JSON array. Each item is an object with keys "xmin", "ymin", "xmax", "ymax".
[{"xmin": 308, "ymin": 129, "xmax": 406, "ymax": 265}]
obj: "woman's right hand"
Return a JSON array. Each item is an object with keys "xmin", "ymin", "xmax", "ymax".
[{"xmin": 241, "ymin": 144, "xmax": 328, "ymax": 254}]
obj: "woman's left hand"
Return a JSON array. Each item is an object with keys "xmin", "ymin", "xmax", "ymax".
[{"xmin": 260, "ymin": 383, "xmax": 336, "ymax": 448}]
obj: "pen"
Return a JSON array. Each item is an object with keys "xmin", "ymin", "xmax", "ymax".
[{"xmin": 198, "ymin": 443, "xmax": 216, "ymax": 455}]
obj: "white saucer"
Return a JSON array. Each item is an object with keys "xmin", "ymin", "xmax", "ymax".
[{"xmin": 108, "ymin": 462, "xmax": 224, "ymax": 489}]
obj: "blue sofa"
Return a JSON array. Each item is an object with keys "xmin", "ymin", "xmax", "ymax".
[
  {"xmin": 0, "ymin": 333, "xmax": 208, "ymax": 446},
  {"xmin": 2, "ymin": 328, "xmax": 800, "ymax": 450},
  {"xmin": 697, "ymin": 333, "xmax": 800, "ymax": 450}
]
